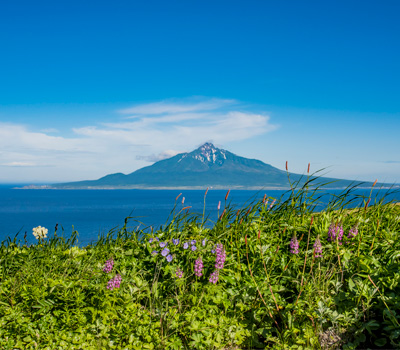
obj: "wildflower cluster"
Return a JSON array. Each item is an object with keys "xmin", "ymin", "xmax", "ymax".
[
  {"xmin": 215, "ymin": 244, "xmax": 226, "ymax": 269},
  {"xmin": 149, "ymin": 237, "xmax": 174, "ymax": 262},
  {"xmin": 103, "ymin": 259, "xmax": 114, "ymax": 273},
  {"xmin": 290, "ymin": 236, "xmax": 299, "ymax": 254},
  {"xmin": 107, "ymin": 274, "xmax": 122, "ymax": 290},
  {"xmin": 148, "ymin": 234, "xmax": 226, "ymax": 284},
  {"xmin": 286, "ymin": 223, "xmax": 361, "ymax": 257},
  {"xmin": 32, "ymin": 226, "xmax": 48, "ymax": 240},
  {"xmin": 328, "ymin": 223, "xmax": 344, "ymax": 244},
  {"xmin": 194, "ymin": 257, "xmax": 203, "ymax": 277}
]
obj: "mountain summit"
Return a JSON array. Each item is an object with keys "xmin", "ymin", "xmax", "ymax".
[{"xmin": 52, "ymin": 143, "xmax": 378, "ymax": 189}]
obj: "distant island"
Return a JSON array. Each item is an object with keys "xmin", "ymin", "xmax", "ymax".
[{"xmin": 28, "ymin": 143, "xmax": 396, "ymax": 190}]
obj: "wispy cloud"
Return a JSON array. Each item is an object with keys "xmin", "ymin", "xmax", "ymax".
[
  {"xmin": 0, "ymin": 97, "xmax": 278, "ymax": 182},
  {"xmin": 382, "ymin": 160, "xmax": 400, "ymax": 164},
  {"xmin": 1, "ymin": 161, "xmax": 37, "ymax": 167},
  {"xmin": 119, "ymin": 97, "xmax": 236, "ymax": 115},
  {"xmin": 136, "ymin": 150, "xmax": 181, "ymax": 162}
]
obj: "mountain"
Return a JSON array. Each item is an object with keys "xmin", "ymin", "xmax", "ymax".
[{"xmin": 51, "ymin": 143, "xmax": 383, "ymax": 189}]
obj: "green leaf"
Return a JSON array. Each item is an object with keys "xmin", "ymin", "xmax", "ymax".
[
  {"xmin": 374, "ymin": 338, "xmax": 387, "ymax": 347},
  {"xmin": 348, "ymin": 278, "xmax": 355, "ymax": 292}
]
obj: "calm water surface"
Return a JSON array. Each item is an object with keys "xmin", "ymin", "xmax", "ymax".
[{"xmin": 0, "ymin": 185, "xmax": 398, "ymax": 246}]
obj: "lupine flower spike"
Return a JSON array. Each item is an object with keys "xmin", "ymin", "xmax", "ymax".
[
  {"xmin": 313, "ymin": 237, "xmax": 323, "ymax": 258},
  {"xmin": 346, "ymin": 224, "xmax": 359, "ymax": 244},
  {"xmin": 103, "ymin": 259, "xmax": 114, "ymax": 273},
  {"xmin": 290, "ymin": 236, "xmax": 299, "ymax": 254},
  {"xmin": 209, "ymin": 270, "xmax": 219, "ymax": 284},
  {"xmin": 328, "ymin": 223, "xmax": 344, "ymax": 245},
  {"xmin": 107, "ymin": 274, "xmax": 122, "ymax": 290},
  {"xmin": 194, "ymin": 257, "xmax": 204, "ymax": 277},
  {"xmin": 348, "ymin": 225, "xmax": 359, "ymax": 239},
  {"xmin": 215, "ymin": 244, "xmax": 226, "ymax": 269}
]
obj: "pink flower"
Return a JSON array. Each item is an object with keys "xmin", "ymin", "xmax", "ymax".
[
  {"xmin": 290, "ymin": 236, "xmax": 299, "ymax": 254},
  {"xmin": 215, "ymin": 244, "xmax": 226, "ymax": 270},
  {"xmin": 194, "ymin": 257, "xmax": 204, "ymax": 277},
  {"xmin": 107, "ymin": 274, "xmax": 122, "ymax": 290},
  {"xmin": 209, "ymin": 270, "xmax": 219, "ymax": 284},
  {"xmin": 328, "ymin": 223, "xmax": 344, "ymax": 244},
  {"xmin": 313, "ymin": 237, "xmax": 323, "ymax": 258},
  {"xmin": 103, "ymin": 259, "xmax": 114, "ymax": 273}
]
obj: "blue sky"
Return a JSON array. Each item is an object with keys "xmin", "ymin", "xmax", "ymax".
[{"xmin": 0, "ymin": 0, "xmax": 399, "ymax": 183}]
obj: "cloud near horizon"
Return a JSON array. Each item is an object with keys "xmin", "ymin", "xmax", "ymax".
[{"xmin": 0, "ymin": 98, "xmax": 278, "ymax": 182}]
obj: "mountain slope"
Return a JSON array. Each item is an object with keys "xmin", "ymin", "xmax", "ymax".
[{"xmin": 52, "ymin": 143, "xmax": 379, "ymax": 189}]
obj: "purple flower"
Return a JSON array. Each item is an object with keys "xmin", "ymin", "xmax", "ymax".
[
  {"xmin": 202, "ymin": 238, "xmax": 207, "ymax": 247},
  {"xmin": 328, "ymin": 223, "xmax": 344, "ymax": 244},
  {"xmin": 172, "ymin": 238, "xmax": 180, "ymax": 245},
  {"xmin": 191, "ymin": 245, "xmax": 197, "ymax": 251},
  {"xmin": 190, "ymin": 240, "xmax": 196, "ymax": 245},
  {"xmin": 215, "ymin": 244, "xmax": 226, "ymax": 270},
  {"xmin": 348, "ymin": 225, "xmax": 359, "ymax": 239},
  {"xmin": 313, "ymin": 237, "xmax": 323, "ymax": 258},
  {"xmin": 155, "ymin": 237, "xmax": 160, "ymax": 241},
  {"xmin": 161, "ymin": 248, "xmax": 170, "ymax": 257},
  {"xmin": 149, "ymin": 238, "xmax": 154, "ymax": 243},
  {"xmin": 166, "ymin": 254, "xmax": 173, "ymax": 262},
  {"xmin": 103, "ymin": 259, "xmax": 114, "ymax": 273},
  {"xmin": 151, "ymin": 250, "xmax": 159, "ymax": 255},
  {"xmin": 159, "ymin": 241, "xmax": 168, "ymax": 248},
  {"xmin": 209, "ymin": 270, "xmax": 219, "ymax": 284},
  {"xmin": 290, "ymin": 236, "xmax": 299, "ymax": 254},
  {"xmin": 183, "ymin": 242, "xmax": 189, "ymax": 249},
  {"xmin": 107, "ymin": 274, "xmax": 122, "ymax": 290},
  {"xmin": 176, "ymin": 268, "xmax": 183, "ymax": 278},
  {"xmin": 194, "ymin": 257, "xmax": 204, "ymax": 277}
]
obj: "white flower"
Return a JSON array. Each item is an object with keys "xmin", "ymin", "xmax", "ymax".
[{"xmin": 32, "ymin": 226, "xmax": 48, "ymax": 239}]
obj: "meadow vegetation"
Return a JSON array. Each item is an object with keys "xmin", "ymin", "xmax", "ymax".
[{"xmin": 1, "ymin": 175, "xmax": 400, "ymax": 349}]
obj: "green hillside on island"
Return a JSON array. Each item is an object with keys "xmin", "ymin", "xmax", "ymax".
[{"xmin": 50, "ymin": 143, "xmax": 393, "ymax": 190}]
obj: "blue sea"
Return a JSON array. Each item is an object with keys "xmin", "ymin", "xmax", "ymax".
[{"xmin": 0, "ymin": 185, "xmax": 399, "ymax": 246}]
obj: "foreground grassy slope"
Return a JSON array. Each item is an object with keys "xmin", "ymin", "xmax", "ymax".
[{"xmin": 1, "ymin": 181, "xmax": 399, "ymax": 349}]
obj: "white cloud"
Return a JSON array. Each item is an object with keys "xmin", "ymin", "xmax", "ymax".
[
  {"xmin": 1, "ymin": 161, "xmax": 37, "ymax": 167},
  {"xmin": 0, "ymin": 98, "xmax": 278, "ymax": 182},
  {"xmin": 119, "ymin": 97, "xmax": 235, "ymax": 115},
  {"xmin": 136, "ymin": 150, "xmax": 181, "ymax": 162}
]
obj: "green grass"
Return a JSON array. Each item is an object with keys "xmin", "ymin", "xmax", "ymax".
[{"xmin": 1, "ymin": 176, "xmax": 400, "ymax": 349}]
